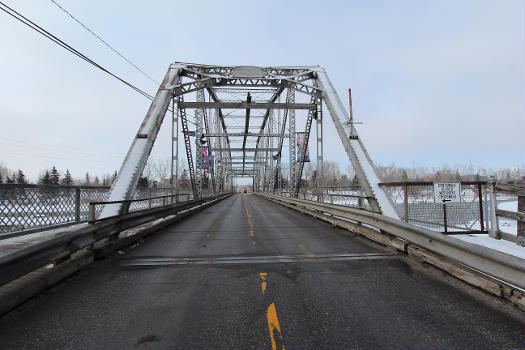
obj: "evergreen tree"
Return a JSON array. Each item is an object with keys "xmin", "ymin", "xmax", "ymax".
[
  {"xmin": 16, "ymin": 170, "xmax": 26, "ymax": 184},
  {"xmin": 84, "ymin": 172, "xmax": 91, "ymax": 185},
  {"xmin": 0, "ymin": 173, "xmax": 3, "ymax": 183},
  {"xmin": 50, "ymin": 166, "xmax": 60, "ymax": 185},
  {"xmin": 179, "ymin": 169, "xmax": 189, "ymax": 189},
  {"xmin": 39, "ymin": 170, "xmax": 51, "ymax": 185},
  {"xmin": 6, "ymin": 176, "xmax": 14, "ymax": 184},
  {"xmin": 93, "ymin": 176, "xmax": 100, "ymax": 186},
  {"xmin": 138, "ymin": 176, "xmax": 149, "ymax": 188},
  {"xmin": 111, "ymin": 171, "xmax": 118, "ymax": 183},
  {"xmin": 61, "ymin": 169, "xmax": 73, "ymax": 186}
]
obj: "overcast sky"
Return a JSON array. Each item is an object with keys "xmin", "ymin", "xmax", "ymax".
[{"xmin": 0, "ymin": 0, "xmax": 523, "ymax": 182}]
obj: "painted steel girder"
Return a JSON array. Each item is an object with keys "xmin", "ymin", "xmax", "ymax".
[
  {"xmin": 100, "ymin": 64, "xmax": 183, "ymax": 218},
  {"xmin": 313, "ymin": 67, "xmax": 399, "ymax": 219}
]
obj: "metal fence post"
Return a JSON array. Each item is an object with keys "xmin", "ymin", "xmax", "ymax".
[
  {"xmin": 442, "ymin": 202, "xmax": 448, "ymax": 234},
  {"xmin": 487, "ymin": 177, "xmax": 500, "ymax": 239},
  {"xmin": 478, "ymin": 182, "xmax": 485, "ymax": 232},
  {"xmin": 403, "ymin": 184, "xmax": 409, "ymax": 222},
  {"xmin": 148, "ymin": 188, "xmax": 152, "ymax": 209},
  {"xmin": 75, "ymin": 188, "xmax": 81, "ymax": 222}
]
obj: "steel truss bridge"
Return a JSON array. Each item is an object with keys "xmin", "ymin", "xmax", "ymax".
[
  {"xmin": 0, "ymin": 63, "xmax": 523, "ymax": 349},
  {"xmin": 101, "ymin": 62, "xmax": 398, "ymax": 219}
]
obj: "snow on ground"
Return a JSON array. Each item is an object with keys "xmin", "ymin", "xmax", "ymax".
[
  {"xmin": 497, "ymin": 199, "xmax": 519, "ymax": 235},
  {"xmin": 450, "ymin": 233, "xmax": 525, "ymax": 259}
]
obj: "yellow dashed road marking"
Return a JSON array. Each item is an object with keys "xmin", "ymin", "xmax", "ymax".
[{"xmin": 267, "ymin": 302, "xmax": 286, "ymax": 350}]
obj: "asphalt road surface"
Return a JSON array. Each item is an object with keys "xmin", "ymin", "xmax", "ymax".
[{"xmin": 0, "ymin": 194, "xmax": 523, "ymax": 349}]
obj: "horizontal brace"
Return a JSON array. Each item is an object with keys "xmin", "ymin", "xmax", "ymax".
[
  {"xmin": 212, "ymin": 148, "xmax": 279, "ymax": 152},
  {"xmin": 179, "ymin": 102, "xmax": 316, "ymax": 110},
  {"xmin": 204, "ymin": 133, "xmax": 284, "ymax": 137},
  {"xmin": 497, "ymin": 209, "xmax": 525, "ymax": 223}
]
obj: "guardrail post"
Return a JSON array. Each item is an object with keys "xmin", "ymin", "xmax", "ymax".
[
  {"xmin": 88, "ymin": 203, "xmax": 96, "ymax": 223},
  {"xmin": 487, "ymin": 177, "xmax": 500, "ymax": 239},
  {"xmin": 75, "ymin": 188, "xmax": 81, "ymax": 222}
]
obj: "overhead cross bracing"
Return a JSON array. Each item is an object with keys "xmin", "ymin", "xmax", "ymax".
[{"xmin": 100, "ymin": 62, "xmax": 399, "ymax": 220}]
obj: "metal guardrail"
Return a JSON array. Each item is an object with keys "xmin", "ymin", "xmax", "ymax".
[
  {"xmin": 257, "ymin": 193, "xmax": 525, "ymax": 290},
  {"xmin": 0, "ymin": 193, "xmax": 231, "ymax": 289}
]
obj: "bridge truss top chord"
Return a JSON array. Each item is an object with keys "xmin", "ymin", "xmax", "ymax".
[{"xmin": 100, "ymin": 62, "xmax": 399, "ymax": 220}]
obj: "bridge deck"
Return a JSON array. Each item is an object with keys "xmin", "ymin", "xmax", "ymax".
[{"xmin": 0, "ymin": 194, "xmax": 523, "ymax": 349}]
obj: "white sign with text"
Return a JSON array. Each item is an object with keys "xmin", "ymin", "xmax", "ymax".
[{"xmin": 433, "ymin": 183, "xmax": 461, "ymax": 203}]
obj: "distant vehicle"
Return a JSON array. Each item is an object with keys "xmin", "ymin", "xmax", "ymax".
[{"xmin": 243, "ymin": 189, "xmax": 247, "ymax": 193}]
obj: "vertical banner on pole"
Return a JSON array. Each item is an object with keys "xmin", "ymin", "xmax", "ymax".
[
  {"xmin": 208, "ymin": 155, "xmax": 214, "ymax": 174},
  {"xmin": 202, "ymin": 146, "xmax": 209, "ymax": 169},
  {"xmin": 296, "ymin": 132, "xmax": 310, "ymax": 162}
]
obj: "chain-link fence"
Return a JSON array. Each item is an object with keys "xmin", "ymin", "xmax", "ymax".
[
  {"xmin": 379, "ymin": 181, "xmax": 487, "ymax": 233},
  {"xmin": 0, "ymin": 184, "xmax": 196, "ymax": 236}
]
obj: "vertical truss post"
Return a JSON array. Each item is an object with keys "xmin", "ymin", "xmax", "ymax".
[
  {"xmin": 268, "ymin": 110, "xmax": 274, "ymax": 191},
  {"xmin": 295, "ymin": 95, "xmax": 317, "ymax": 194},
  {"xmin": 178, "ymin": 98, "xmax": 198, "ymax": 198},
  {"xmin": 316, "ymin": 98, "xmax": 323, "ymax": 201},
  {"xmin": 195, "ymin": 89, "xmax": 205, "ymax": 198},
  {"xmin": 171, "ymin": 97, "xmax": 179, "ymax": 203},
  {"xmin": 213, "ymin": 109, "xmax": 223, "ymax": 191},
  {"xmin": 287, "ymin": 89, "xmax": 296, "ymax": 191},
  {"xmin": 272, "ymin": 95, "xmax": 287, "ymax": 192}
]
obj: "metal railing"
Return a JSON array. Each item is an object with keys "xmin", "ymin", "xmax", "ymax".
[
  {"xmin": 0, "ymin": 184, "xmax": 199, "ymax": 237},
  {"xmin": 272, "ymin": 186, "xmax": 374, "ymax": 211},
  {"xmin": 378, "ymin": 181, "xmax": 487, "ymax": 234},
  {"xmin": 87, "ymin": 190, "xmax": 219, "ymax": 223}
]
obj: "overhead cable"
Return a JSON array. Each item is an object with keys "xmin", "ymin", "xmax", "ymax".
[
  {"xmin": 0, "ymin": 1, "xmax": 155, "ymax": 101},
  {"xmin": 48, "ymin": 0, "xmax": 159, "ymax": 85}
]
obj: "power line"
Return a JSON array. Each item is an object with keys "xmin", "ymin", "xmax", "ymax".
[
  {"xmin": 48, "ymin": 0, "xmax": 159, "ymax": 85},
  {"xmin": 0, "ymin": 1, "xmax": 155, "ymax": 101}
]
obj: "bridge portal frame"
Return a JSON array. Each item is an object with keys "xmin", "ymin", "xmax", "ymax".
[{"xmin": 100, "ymin": 62, "xmax": 398, "ymax": 220}]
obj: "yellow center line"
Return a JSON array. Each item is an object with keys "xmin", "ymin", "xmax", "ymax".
[
  {"xmin": 245, "ymin": 198, "xmax": 285, "ymax": 349},
  {"xmin": 259, "ymin": 273, "xmax": 267, "ymax": 295},
  {"xmin": 267, "ymin": 302, "xmax": 286, "ymax": 350}
]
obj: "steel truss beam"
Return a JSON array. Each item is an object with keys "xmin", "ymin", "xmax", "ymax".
[
  {"xmin": 178, "ymin": 102, "xmax": 315, "ymax": 110},
  {"xmin": 213, "ymin": 148, "xmax": 279, "ymax": 152},
  {"xmin": 295, "ymin": 94, "xmax": 318, "ymax": 194},
  {"xmin": 204, "ymin": 133, "xmax": 283, "ymax": 137},
  {"xmin": 101, "ymin": 64, "xmax": 182, "ymax": 218},
  {"xmin": 178, "ymin": 97, "xmax": 198, "ymax": 197}
]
